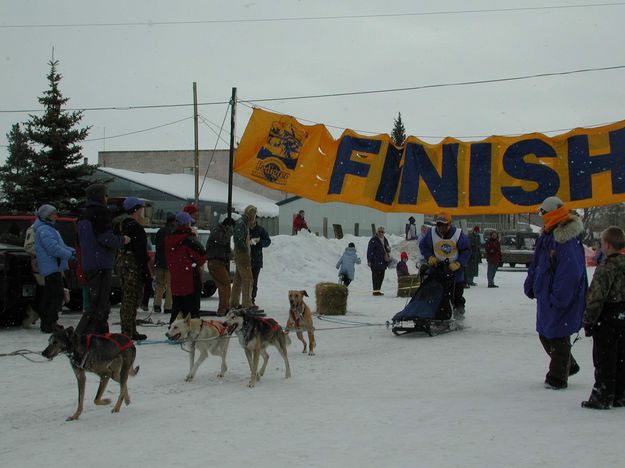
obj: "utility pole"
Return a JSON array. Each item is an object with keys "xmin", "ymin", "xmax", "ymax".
[
  {"xmin": 227, "ymin": 87, "xmax": 237, "ymax": 219},
  {"xmin": 193, "ymin": 82, "xmax": 199, "ymax": 209}
]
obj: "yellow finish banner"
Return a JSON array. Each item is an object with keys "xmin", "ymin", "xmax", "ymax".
[{"xmin": 235, "ymin": 108, "xmax": 625, "ymax": 214}]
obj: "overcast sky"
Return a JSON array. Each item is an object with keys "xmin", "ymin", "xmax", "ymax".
[{"xmin": 2, "ymin": 0, "xmax": 625, "ymax": 165}]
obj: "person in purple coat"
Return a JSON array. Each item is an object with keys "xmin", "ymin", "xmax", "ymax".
[
  {"xmin": 367, "ymin": 226, "xmax": 391, "ymax": 296},
  {"xmin": 524, "ymin": 196, "xmax": 587, "ymax": 390},
  {"xmin": 419, "ymin": 212, "xmax": 471, "ymax": 319}
]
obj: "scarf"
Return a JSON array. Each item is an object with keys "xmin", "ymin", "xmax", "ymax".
[{"xmin": 543, "ymin": 206, "xmax": 571, "ymax": 232}]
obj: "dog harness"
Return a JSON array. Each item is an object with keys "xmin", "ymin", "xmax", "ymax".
[
  {"xmin": 202, "ymin": 320, "xmax": 227, "ymax": 336},
  {"xmin": 72, "ymin": 333, "xmax": 134, "ymax": 369},
  {"xmin": 258, "ymin": 317, "xmax": 282, "ymax": 332},
  {"xmin": 290, "ymin": 306, "xmax": 304, "ymax": 326}
]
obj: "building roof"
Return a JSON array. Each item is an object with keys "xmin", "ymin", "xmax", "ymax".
[{"xmin": 98, "ymin": 167, "xmax": 278, "ymax": 217}]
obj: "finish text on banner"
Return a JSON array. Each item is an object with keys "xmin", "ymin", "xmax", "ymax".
[{"xmin": 234, "ymin": 108, "xmax": 625, "ymax": 214}]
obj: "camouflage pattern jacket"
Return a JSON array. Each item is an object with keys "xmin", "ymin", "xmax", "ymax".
[{"xmin": 584, "ymin": 253, "xmax": 625, "ymax": 327}]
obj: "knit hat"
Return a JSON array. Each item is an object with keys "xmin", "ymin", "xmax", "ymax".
[
  {"xmin": 538, "ymin": 196, "xmax": 564, "ymax": 214},
  {"xmin": 183, "ymin": 203, "xmax": 198, "ymax": 216},
  {"xmin": 348, "ymin": 242, "xmax": 355, "ymax": 248},
  {"xmin": 244, "ymin": 205, "xmax": 257, "ymax": 217},
  {"xmin": 434, "ymin": 212, "xmax": 452, "ymax": 224},
  {"xmin": 85, "ymin": 183, "xmax": 107, "ymax": 204},
  {"xmin": 37, "ymin": 204, "xmax": 57, "ymax": 220},
  {"xmin": 400, "ymin": 251, "xmax": 408, "ymax": 261},
  {"xmin": 123, "ymin": 196, "xmax": 145, "ymax": 213},
  {"xmin": 175, "ymin": 211, "xmax": 193, "ymax": 226}
]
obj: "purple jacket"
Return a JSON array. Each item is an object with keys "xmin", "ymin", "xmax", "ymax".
[
  {"xmin": 524, "ymin": 216, "xmax": 587, "ymax": 339},
  {"xmin": 77, "ymin": 200, "xmax": 125, "ymax": 271},
  {"xmin": 367, "ymin": 235, "xmax": 391, "ymax": 271},
  {"xmin": 419, "ymin": 225, "xmax": 470, "ymax": 283}
]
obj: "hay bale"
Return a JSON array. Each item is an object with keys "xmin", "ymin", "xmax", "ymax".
[
  {"xmin": 397, "ymin": 274, "xmax": 421, "ymax": 297},
  {"xmin": 315, "ymin": 282, "xmax": 348, "ymax": 315}
]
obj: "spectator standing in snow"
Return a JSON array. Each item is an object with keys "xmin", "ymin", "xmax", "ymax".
[
  {"xmin": 153, "ymin": 213, "xmax": 176, "ymax": 315},
  {"xmin": 166, "ymin": 212, "xmax": 207, "ymax": 324},
  {"xmin": 33, "ymin": 204, "xmax": 75, "ymax": 333},
  {"xmin": 76, "ymin": 184, "xmax": 129, "ymax": 336},
  {"xmin": 367, "ymin": 226, "xmax": 391, "ymax": 296},
  {"xmin": 230, "ymin": 205, "xmax": 257, "ymax": 310},
  {"xmin": 293, "ymin": 210, "xmax": 311, "ymax": 234},
  {"xmin": 524, "ymin": 196, "xmax": 587, "ymax": 390},
  {"xmin": 249, "ymin": 218, "xmax": 271, "ymax": 306},
  {"xmin": 396, "ymin": 251, "xmax": 410, "ymax": 277},
  {"xmin": 115, "ymin": 197, "xmax": 149, "ymax": 341},
  {"xmin": 206, "ymin": 217, "xmax": 234, "ymax": 316},
  {"xmin": 419, "ymin": 212, "xmax": 471, "ymax": 319},
  {"xmin": 581, "ymin": 226, "xmax": 625, "ymax": 409},
  {"xmin": 405, "ymin": 216, "xmax": 417, "ymax": 240},
  {"xmin": 336, "ymin": 242, "xmax": 361, "ymax": 287},
  {"xmin": 465, "ymin": 226, "xmax": 482, "ymax": 287},
  {"xmin": 183, "ymin": 203, "xmax": 199, "ymax": 223},
  {"xmin": 484, "ymin": 230, "xmax": 502, "ymax": 288}
]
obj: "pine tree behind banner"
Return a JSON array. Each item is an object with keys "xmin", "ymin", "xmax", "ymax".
[
  {"xmin": 391, "ymin": 112, "xmax": 406, "ymax": 146},
  {"xmin": 0, "ymin": 123, "xmax": 39, "ymax": 211},
  {"xmin": 24, "ymin": 59, "xmax": 97, "ymax": 210}
]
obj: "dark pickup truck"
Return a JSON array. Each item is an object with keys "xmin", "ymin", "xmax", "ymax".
[
  {"xmin": 0, "ymin": 242, "xmax": 37, "ymax": 326},
  {"xmin": 498, "ymin": 231, "xmax": 539, "ymax": 268}
]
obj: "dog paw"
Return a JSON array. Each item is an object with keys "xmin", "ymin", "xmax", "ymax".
[
  {"xmin": 217, "ymin": 373, "xmax": 224, "ymax": 378},
  {"xmin": 185, "ymin": 375, "xmax": 194, "ymax": 382},
  {"xmin": 94, "ymin": 398, "xmax": 111, "ymax": 406},
  {"xmin": 248, "ymin": 382, "xmax": 255, "ymax": 388},
  {"xmin": 66, "ymin": 415, "xmax": 79, "ymax": 421},
  {"xmin": 111, "ymin": 407, "xmax": 120, "ymax": 414},
  {"xmin": 308, "ymin": 351, "xmax": 315, "ymax": 356}
]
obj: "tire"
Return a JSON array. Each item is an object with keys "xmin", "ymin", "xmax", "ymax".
[{"xmin": 202, "ymin": 280, "xmax": 217, "ymax": 298}]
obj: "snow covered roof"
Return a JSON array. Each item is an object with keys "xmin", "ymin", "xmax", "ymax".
[{"xmin": 98, "ymin": 167, "xmax": 278, "ymax": 217}]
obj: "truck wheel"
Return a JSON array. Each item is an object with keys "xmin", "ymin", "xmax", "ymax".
[{"xmin": 203, "ymin": 280, "xmax": 217, "ymax": 298}]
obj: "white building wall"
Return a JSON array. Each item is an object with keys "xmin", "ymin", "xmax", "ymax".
[{"xmin": 278, "ymin": 198, "xmax": 424, "ymax": 238}]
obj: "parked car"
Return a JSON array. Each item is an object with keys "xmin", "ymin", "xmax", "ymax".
[
  {"xmin": 484, "ymin": 230, "xmax": 539, "ymax": 268},
  {"xmin": 145, "ymin": 227, "xmax": 234, "ymax": 298},
  {"xmin": 0, "ymin": 242, "xmax": 37, "ymax": 326}
]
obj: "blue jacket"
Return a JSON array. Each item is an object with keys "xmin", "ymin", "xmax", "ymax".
[
  {"xmin": 77, "ymin": 200, "xmax": 125, "ymax": 271},
  {"xmin": 419, "ymin": 225, "xmax": 471, "ymax": 283},
  {"xmin": 336, "ymin": 246, "xmax": 361, "ymax": 280},
  {"xmin": 33, "ymin": 218, "xmax": 75, "ymax": 277},
  {"xmin": 524, "ymin": 216, "xmax": 587, "ymax": 339}
]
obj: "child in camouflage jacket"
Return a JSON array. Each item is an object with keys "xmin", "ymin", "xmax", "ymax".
[{"xmin": 582, "ymin": 226, "xmax": 625, "ymax": 410}]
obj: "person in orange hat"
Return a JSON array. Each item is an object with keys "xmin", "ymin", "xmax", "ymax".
[
  {"xmin": 396, "ymin": 251, "xmax": 410, "ymax": 278},
  {"xmin": 524, "ymin": 196, "xmax": 587, "ymax": 390},
  {"xmin": 418, "ymin": 212, "xmax": 471, "ymax": 319}
]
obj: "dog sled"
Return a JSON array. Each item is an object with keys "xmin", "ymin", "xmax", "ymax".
[{"xmin": 388, "ymin": 262, "xmax": 460, "ymax": 336}]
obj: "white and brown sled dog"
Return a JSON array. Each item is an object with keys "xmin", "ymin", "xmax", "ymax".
[
  {"xmin": 286, "ymin": 290, "xmax": 316, "ymax": 355},
  {"xmin": 223, "ymin": 309, "xmax": 291, "ymax": 387},
  {"xmin": 166, "ymin": 313, "xmax": 230, "ymax": 381},
  {"xmin": 41, "ymin": 327, "xmax": 139, "ymax": 421}
]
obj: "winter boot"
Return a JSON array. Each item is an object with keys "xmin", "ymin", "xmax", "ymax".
[
  {"xmin": 581, "ymin": 399, "xmax": 611, "ymax": 410},
  {"xmin": 453, "ymin": 306, "xmax": 465, "ymax": 320}
]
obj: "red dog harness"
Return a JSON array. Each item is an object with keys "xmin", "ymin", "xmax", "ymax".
[
  {"xmin": 258, "ymin": 317, "xmax": 281, "ymax": 332},
  {"xmin": 202, "ymin": 320, "xmax": 227, "ymax": 336},
  {"xmin": 85, "ymin": 333, "xmax": 134, "ymax": 353}
]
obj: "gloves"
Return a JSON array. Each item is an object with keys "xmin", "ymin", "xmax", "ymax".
[
  {"xmin": 449, "ymin": 261, "xmax": 461, "ymax": 272},
  {"xmin": 428, "ymin": 256, "xmax": 438, "ymax": 267},
  {"xmin": 584, "ymin": 324, "xmax": 594, "ymax": 337},
  {"xmin": 250, "ymin": 237, "xmax": 260, "ymax": 245}
]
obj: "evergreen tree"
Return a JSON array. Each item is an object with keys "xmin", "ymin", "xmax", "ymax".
[
  {"xmin": 391, "ymin": 112, "xmax": 406, "ymax": 146},
  {"xmin": 25, "ymin": 59, "xmax": 96, "ymax": 210},
  {"xmin": 0, "ymin": 123, "xmax": 38, "ymax": 211}
]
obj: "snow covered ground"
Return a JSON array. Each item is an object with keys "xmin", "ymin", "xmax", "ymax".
[{"xmin": 1, "ymin": 232, "xmax": 623, "ymax": 468}]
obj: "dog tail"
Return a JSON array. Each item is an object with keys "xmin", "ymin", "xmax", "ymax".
[{"xmin": 130, "ymin": 365, "xmax": 140, "ymax": 377}]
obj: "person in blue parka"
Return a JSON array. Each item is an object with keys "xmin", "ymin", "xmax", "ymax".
[
  {"xmin": 33, "ymin": 204, "xmax": 75, "ymax": 333},
  {"xmin": 524, "ymin": 196, "xmax": 587, "ymax": 390},
  {"xmin": 336, "ymin": 242, "xmax": 361, "ymax": 287}
]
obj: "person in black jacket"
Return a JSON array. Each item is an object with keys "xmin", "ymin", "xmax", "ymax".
[
  {"xmin": 115, "ymin": 197, "xmax": 149, "ymax": 340},
  {"xmin": 206, "ymin": 218, "xmax": 234, "ymax": 316},
  {"xmin": 153, "ymin": 213, "xmax": 176, "ymax": 314},
  {"xmin": 249, "ymin": 219, "xmax": 271, "ymax": 306}
]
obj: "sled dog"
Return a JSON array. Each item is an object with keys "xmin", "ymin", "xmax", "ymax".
[
  {"xmin": 41, "ymin": 327, "xmax": 139, "ymax": 421},
  {"xmin": 223, "ymin": 309, "xmax": 291, "ymax": 387},
  {"xmin": 166, "ymin": 313, "xmax": 230, "ymax": 381},
  {"xmin": 286, "ymin": 290, "xmax": 316, "ymax": 355}
]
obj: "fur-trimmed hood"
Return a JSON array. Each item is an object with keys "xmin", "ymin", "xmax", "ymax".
[{"xmin": 552, "ymin": 214, "xmax": 584, "ymax": 244}]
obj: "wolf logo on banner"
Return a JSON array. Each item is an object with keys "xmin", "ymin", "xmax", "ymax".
[{"xmin": 252, "ymin": 119, "xmax": 307, "ymax": 185}]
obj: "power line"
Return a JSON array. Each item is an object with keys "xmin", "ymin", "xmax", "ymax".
[
  {"xmin": 3, "ymin": 64, "xmax": 624, "ymax": 115},
  {"xmin": 83, "ymin": 116, "xmax": 193, "ymax": 142},
  {"xmin": 2, "ymin": 2, "xmax": 624, "ymax": 28},
  {"xmin": 239, "ymin": 101, "xmax": 622, "ymax": 139},
  {"xmin": 239, "ymin": 64, "xmax": 625, "ymax": 104}
]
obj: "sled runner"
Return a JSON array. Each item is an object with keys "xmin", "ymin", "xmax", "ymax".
[{"xmin": 389, "ymin": 262, "xmax": 458, "ymax": 336}]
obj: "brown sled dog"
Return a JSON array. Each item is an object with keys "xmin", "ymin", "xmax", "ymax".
[
  {"xmin": 223, "ymin": 309, "xmax": 291, "ymax": 387},
  {"xmin": 286, "ymin": 290, "xmax": 316, "ymax": 355},
  {"xmin": 42, "ymin": 327, "xmax": 139, "ymax": 421}
]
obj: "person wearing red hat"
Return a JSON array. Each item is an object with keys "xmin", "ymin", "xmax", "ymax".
[
  {"xmin": 396, "ymin": 251, "xmax": 410, "ymax": 278},
  {"xmin": 418, "ymin": 212, "xmax": 471, "ymax": 319}
]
